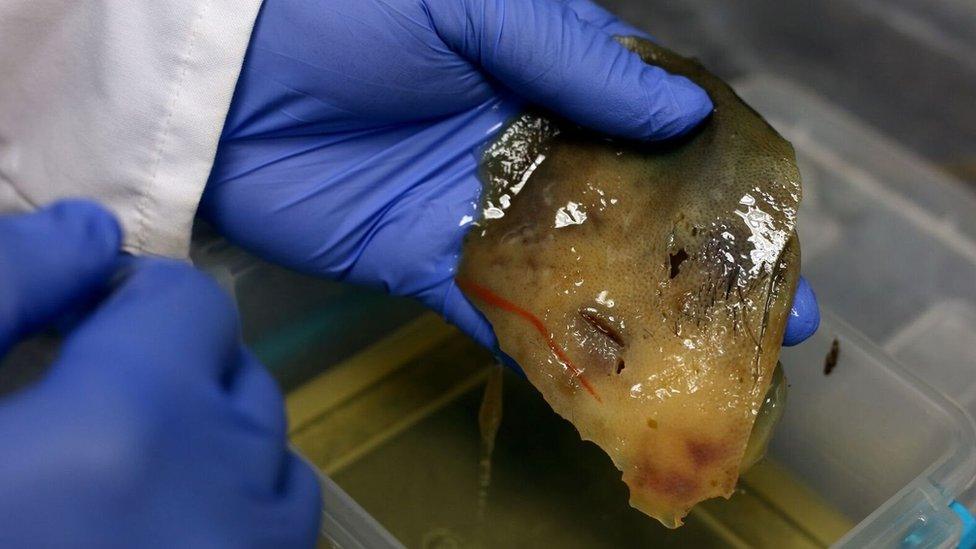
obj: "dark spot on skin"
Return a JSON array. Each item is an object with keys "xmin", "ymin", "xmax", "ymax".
[
  {"xmin": 647, "ymin": 418, "xmax": 658, "ymax": 429},
  {"xmin": 686, "ymin": 440, "xmax": 726, "ymax": 468},
  {"xmin": 691, "ymin": 226, "xmax": 699, "ymax": 236},
  {"xmin": 640, "ymin": 469, "xmax": 699, "ymax": 499},
  {"xmin": 724, "ymin": 264, "xmax": 740, "ymax": 299},
  {"xmin": 824, "ymin": 338, "xmax": 840, "ymax": 376},
  {"xmin": 632, "ymin": 456, "xmax": 701, "ymax": 500},
  {"xmin": 579, "ymin": 309, "xmax": 625, "ymax": 347},
  {"xmin": 669, "ymin": 248, "xmax": 689, "ymax": 279},
  {"xmin": 587, "ymin": 211, "xmax": 603, "ymax": 228}
]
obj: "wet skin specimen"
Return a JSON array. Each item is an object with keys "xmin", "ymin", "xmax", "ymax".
[{"xmin": 458, "ymin": 38, "xmax": 802, "ymax": 528}]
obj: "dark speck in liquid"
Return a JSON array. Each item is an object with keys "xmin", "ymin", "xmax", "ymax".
[{"xmin": 824, "ymin": 338, "xmax": 840, "ymax": 376}]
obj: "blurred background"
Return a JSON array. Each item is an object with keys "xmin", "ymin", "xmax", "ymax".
[{"xmin": 605, "ymin": 0, "xmax": 976, "ymax": 186}]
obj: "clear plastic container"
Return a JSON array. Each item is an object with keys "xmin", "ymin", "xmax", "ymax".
[
  {"xmin": 276, "ymin": 309, "xmax": 973, "ymax": 548},
  {"xmin": 313, "ymin": 468, "xmax": 403, "ymax": 549},
  {"xmin": 773, "ymin": 313, "xmax": 975, "ymax": 547},
  {"xmin": 734, "ymin": 75, "xmax": 976, "ymax": 464},
  {"xmin": 736, "ymin": 74, "xmax": 976, "ymax": 545}
]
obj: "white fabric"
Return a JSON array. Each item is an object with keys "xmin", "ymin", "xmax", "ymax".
[{"xmin": 0, "ymin": 1, "xmax": 263, "ymax": 258}]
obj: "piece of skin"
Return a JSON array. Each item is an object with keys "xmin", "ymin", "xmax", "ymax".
[{"xmin": 458, "ymin": 38, "xmax": 801, "ymax": 528}]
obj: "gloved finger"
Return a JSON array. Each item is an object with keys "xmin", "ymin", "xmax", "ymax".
[
  {"xmin": 229, "ymin": 349, "xmax": 287, "ymax": 439},
  {"xmin": 560, "ymin": 0, "xmax": 651, "ymax": 38},
  {"xmin": 275, "ymin": 452, "xmax": 323, "ymax": 547},
  {"xmin": 236, "ymin": 451, "xmax": 321, "ymax": 548},
  {"xmin": 783, "ymin": 276, "xmax": 820, "ymax": 346},
  {"xmin": 0, "ymin": 200, "xmax": 121, "ymax": 355},
  {"xmin": 176, "ymin": 349, "xmax": 288, "ymax": 500},
  {"xmin": 439, "ymin": 281, "xmax": 528, "ymax": 375},
  {"xmin": 425, "ymin": 0, "xmax": 712, "ymax": 140},
  {"xmin": 439, "ymin": 281, "xmax": 499, "ymax": 352},
  {"xmin": 56, "ymin": 258, "xmax": 243, "ymax": 386}
]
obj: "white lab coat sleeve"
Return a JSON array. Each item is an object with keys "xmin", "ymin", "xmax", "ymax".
[{"xmin": 0, "ymin": 1, "xmax": 264, "ymax": 258}]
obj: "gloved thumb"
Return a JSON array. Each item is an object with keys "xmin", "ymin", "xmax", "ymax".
[
  {"xmin": 425, "ymin": 0, "xmax": 713, "ymax": 140},
  {"xmin": 0, "ymin": 201, "xmax": 121, "ymax": 355}
]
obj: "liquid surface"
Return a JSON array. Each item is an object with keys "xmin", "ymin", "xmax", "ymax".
[
  {"xmin": 328, "ymin": 369, "xmax": 848, "ymax": 548},
  {"xmin": 459, "ymin": 38, "xmax": 801, "ymax": 526}
]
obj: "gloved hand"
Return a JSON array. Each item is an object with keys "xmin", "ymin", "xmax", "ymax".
[
  {"xmin": 0, "ymin": 201, "xmax": 320, "ymax": 548},
  {"xmin": 203, "ymin": 0, "xmax": 819, "ymax": 353}
]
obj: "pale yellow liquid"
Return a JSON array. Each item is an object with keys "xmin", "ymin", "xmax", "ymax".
[{"xmin": 287, "ymin": 315, "xmax": 851, "ymax": 548}]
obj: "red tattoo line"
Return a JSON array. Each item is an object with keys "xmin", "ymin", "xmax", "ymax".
[{"xmin": 457, "ymin": 278, "xmax": 601, "ymax": 402}]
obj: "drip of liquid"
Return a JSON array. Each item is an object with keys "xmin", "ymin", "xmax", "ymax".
[
  {"xmin": 740, "ymin": 363, "xmax": 788, "ymax": 472},
  {"xmin": 477, "ymin": 365, "xmax": 505, "ymax": 525}
]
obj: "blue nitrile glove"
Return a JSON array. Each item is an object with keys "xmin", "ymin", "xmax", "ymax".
[
  {"xmin": 0, "ymin": 201, "xmax": 320, "ymax": 548},
  {"xmin": 203, "ymin": 0, "xmax": 819, "ymax": 353}
]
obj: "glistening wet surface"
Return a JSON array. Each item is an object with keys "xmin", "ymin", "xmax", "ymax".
[{"xmin": 459, "ymin": 38, "xmax": 801, "ymax": 526}]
